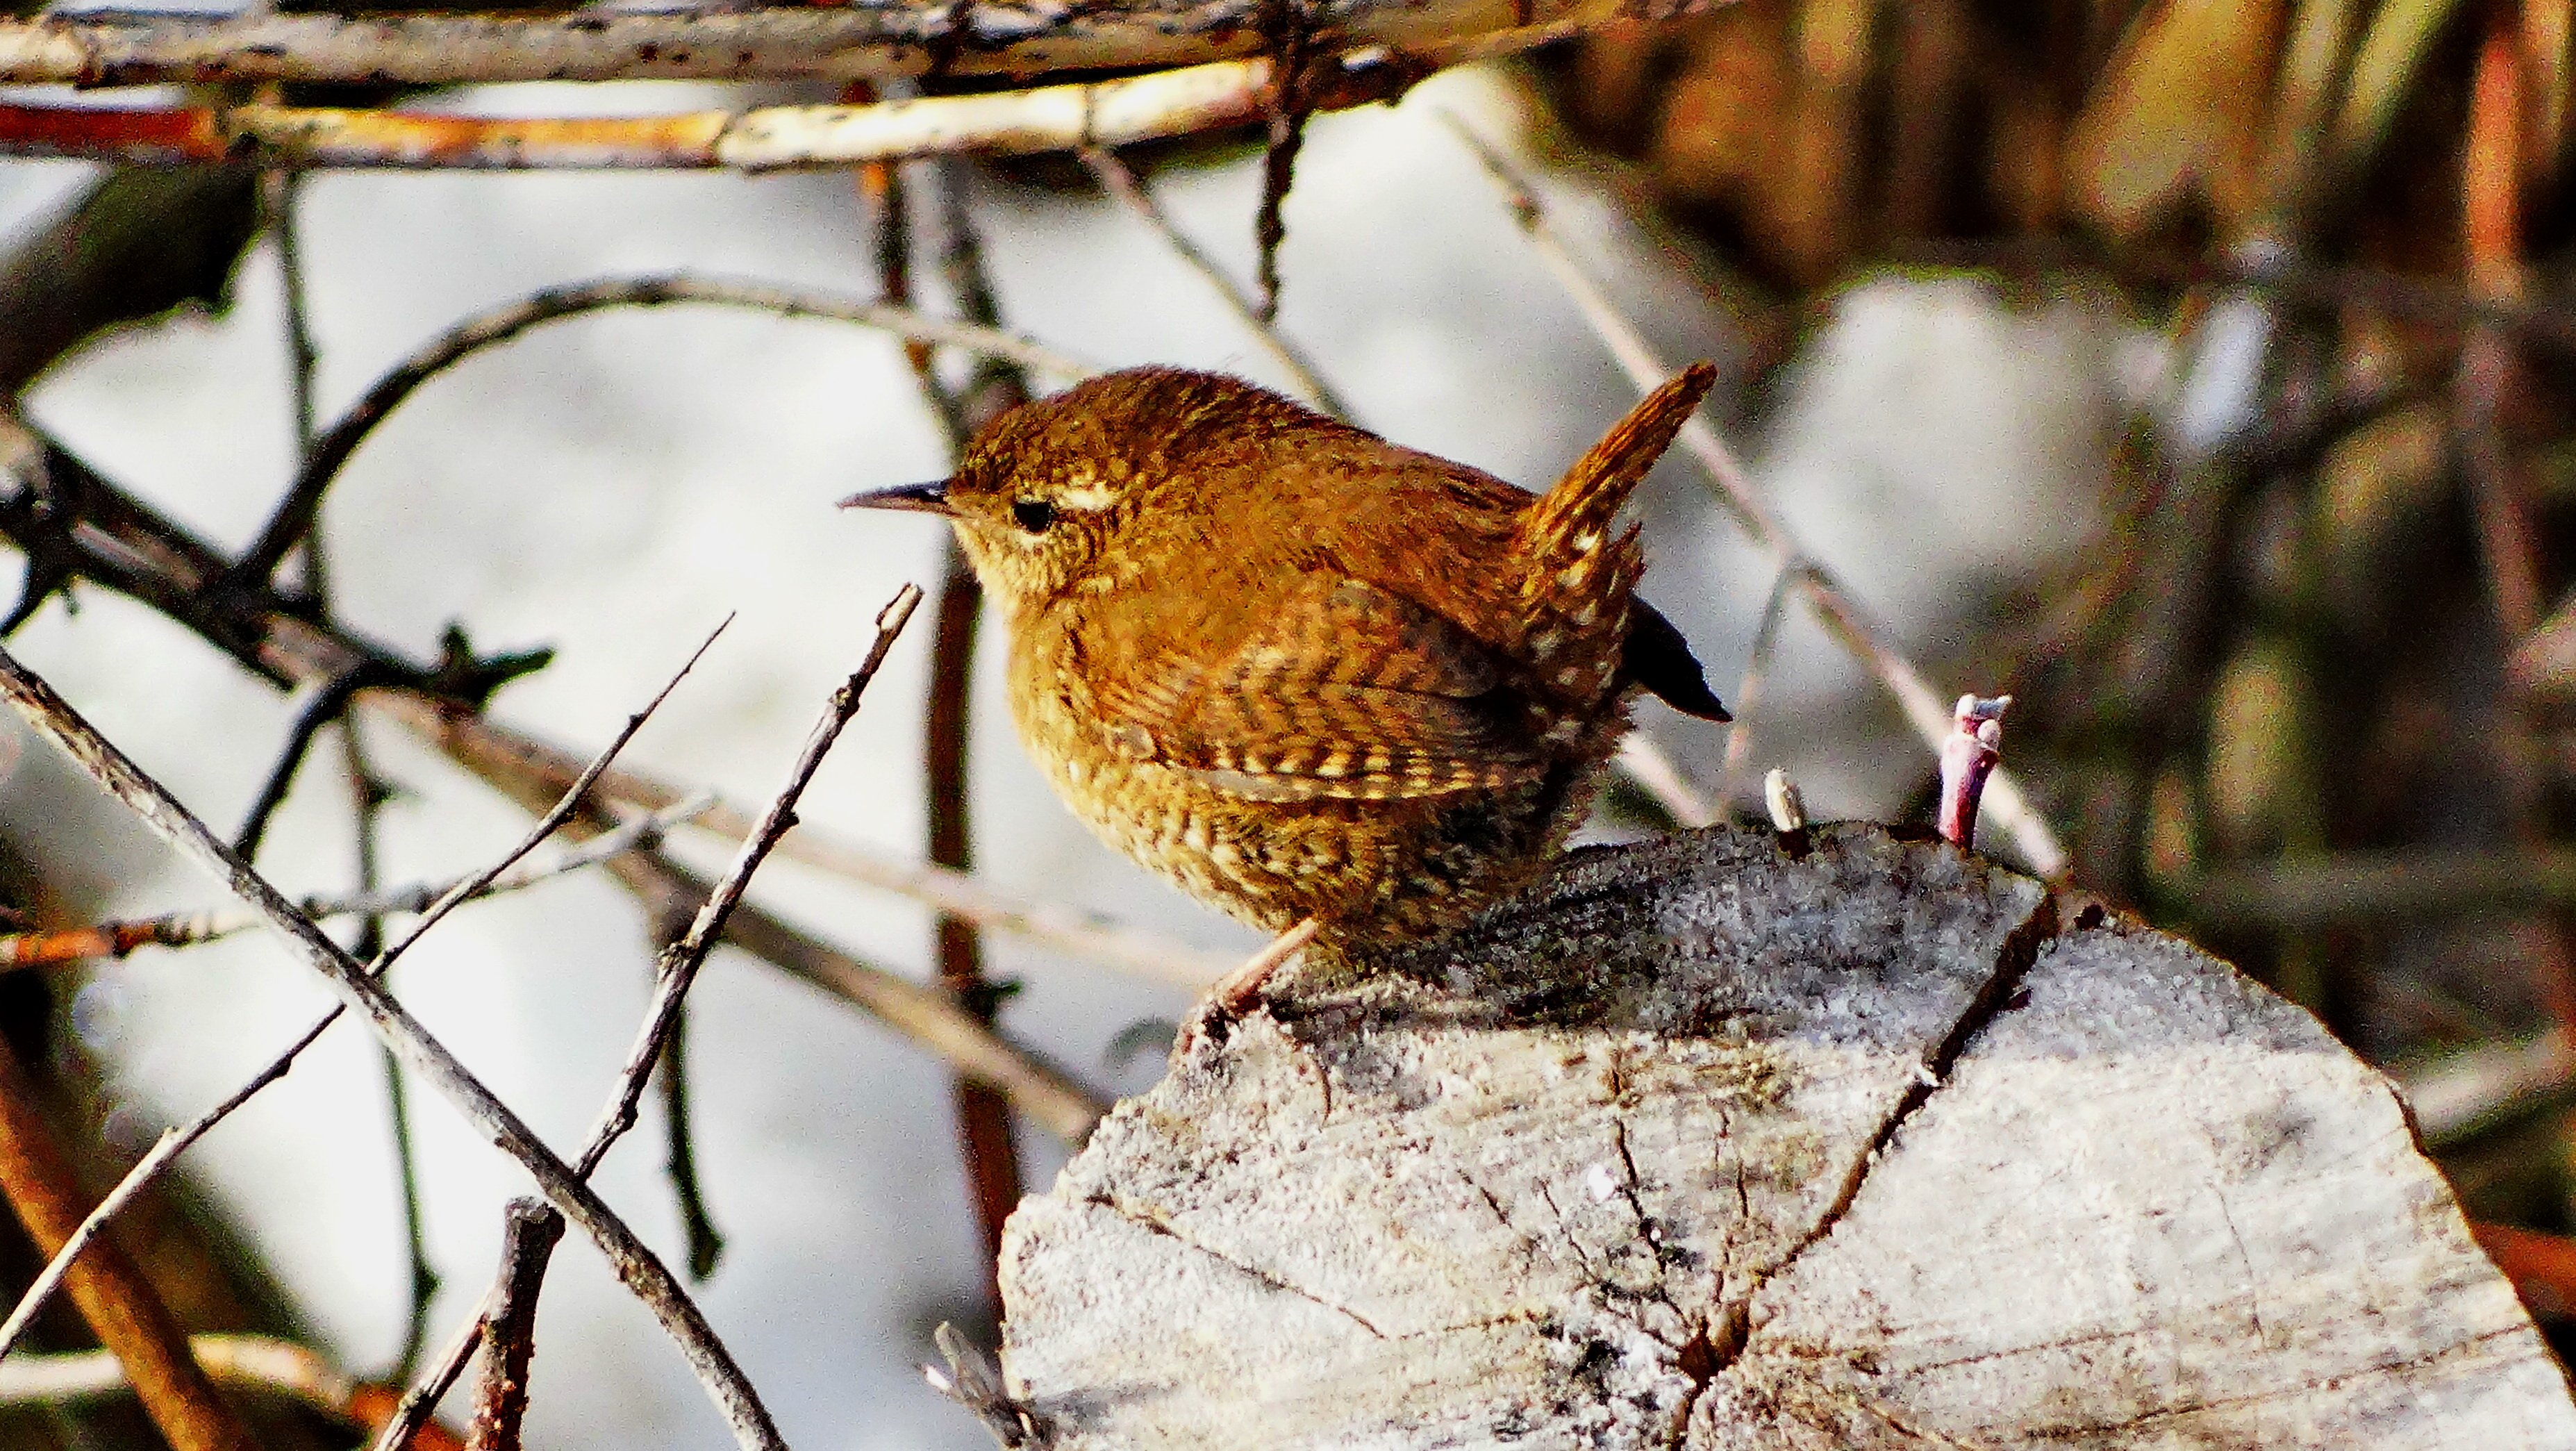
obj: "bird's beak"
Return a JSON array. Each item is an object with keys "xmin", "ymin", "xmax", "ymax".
[{"xmin": 838, "ymin": 479, "xmax": 954, "ymax": 516}]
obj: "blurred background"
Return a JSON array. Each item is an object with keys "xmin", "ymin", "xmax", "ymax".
[{"xmin": 3, "ymin": 0, "xmax": 2573, "ymax": 1444}]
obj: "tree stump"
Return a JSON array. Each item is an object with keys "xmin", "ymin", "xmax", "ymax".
[{"xmin": 997, "ymin": 824, "xmax": 2576, "ymax": 1447}]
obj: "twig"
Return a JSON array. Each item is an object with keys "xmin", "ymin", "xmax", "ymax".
[
  {"xmin": 465, "ymin": 1200, "xmax": 560, "ymax": 1451},
  {"xmin": 0, "ymin": 50, "xmax": 1447, "ymax": 172},
  {"xmin": 0, "ymin": 1032, "xmax": 258, "ymax": 1451},
  {"xmin": 1936, "ymin": 695, "xmax": 2010, "ymax": 850},
  {"xmin": 234, "ymin": 274, "xmax": 1094, "ymax": 587},
  {"xmin": 923, "ymin": 1323, "xmax": 1036, "ymax": 1448},
  {"xmin": 263, "ymin": 167, "xmax": 321, "ymax": 492},
  {"xmin": 0, "ymin": 3, "xmax": 1634, "ymax": 87},
  {"xmin": 0, "ymin": 1333, "xmax": 465, "ymax": 1450},
  {"xmin": 658, "ymin": 998, "xmax": 725, "ymax": 1280},
  {"xmin": 376, "ymin": 586, "xmax": 925, "ymax": 1451},
  {"xmin": 605, "ymin": 586, "xmax": 922, "ymax": 1179},
  {"xmin": 0, "ymin": 794, "xmax": 717, "ymax": 972},
  {"xmin": 1078, "ymin": 146, "xmax": 1350, "ymax": 417},
  {"xmin": 0, "ymin": 640, "xmax": 790, "ymax": 1451},
  {"xmin": 1609, "ymin": 733, "xmax": 1713, "ymax": 829},
  {"xmin": 921, "ymin": 167, "xmax": 1029, "ymax": 1322},
  {"xmin": 1252, "ymin": 17, "xmax": 1313, "ymax": 324},
  {"xmin": 2398, "ymin": 1031, "xmax": 2576, "ymax": 1145},
  {"xmin": 1445, "ymin": 117, "xmax": 2072, "ymax": 880},
  {"xmin": 233, "ymin": 664, "xmax": 368, "ymax": 861},
  {"xmin": 341, "ymin": 715, "xmax": 442, "ymax": 1379},
  {"xmin": 362, "ymin": 694, "xmax": 1113, "ymax": 1140},
  {"xmin": 0, "ymin": 636, "xmax": 718, "ymax": 1367},
  {"xmin": 1718, "ymin": 562, "xmax": 1796, "ymax": 819}
]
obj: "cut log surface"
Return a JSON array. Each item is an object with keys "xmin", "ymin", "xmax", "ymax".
[{"xmin": 999, "ymin": 824, "xmax": 2576, "ymax": 1448}]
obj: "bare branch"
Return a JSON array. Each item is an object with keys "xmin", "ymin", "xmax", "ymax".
[
  {"xmin": 0, "ymin": 634, "xmax": 714, "ymax": 1370},
  {"xmin": 0, "ymin": 642, "xmax": 790, "ymax": 1450},
  {"xmin": 0, "ymin": 1333, "xmax": 466, "ymax": 1450},
  {"xmin": 376, "ymin": 586, "xmax": 929, "ymax": 1451},
  {"xmin": 0, "ymin": 0, "xmax": 1650, "ymax": 88},
  {"xmin": 0, "ymin": 1034, "xmax": 258, "ymax": 1451},
  {"xmin": 1079, "ymin": 145, "xmax": 1351, "ymax": 417},
  {"xmin": 236, "ymin": 275, "xmax": 1092, "ymax": 586},
  {"xmin": 0, "ymin": 793, "xmax": 715, "ymax": 970},
  {"xmin": 0, "ymin": 49, "xmax": 1445, "ymax": 172},
  {"xmin": 465, "ymin": 1200, "xmax": 560, "ymax": 1451}
]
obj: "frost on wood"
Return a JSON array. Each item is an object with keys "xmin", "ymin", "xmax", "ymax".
[{"xmin": 999, "ymin": 824, "xmax": 2576, "ymax": 1448}]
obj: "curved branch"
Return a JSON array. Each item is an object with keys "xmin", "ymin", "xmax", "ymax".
[{"xmin": 231, "ymin": 272, "xmax": 1099, "ymax": 586}]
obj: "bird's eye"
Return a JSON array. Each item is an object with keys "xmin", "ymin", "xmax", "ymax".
[{"xmin": 1011, "ymin": 499, "xmax": 1056, "ymax": 533}]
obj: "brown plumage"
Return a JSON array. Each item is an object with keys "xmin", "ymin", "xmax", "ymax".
[{"xmin": 842, "ymin": 364, "xmax": 1727, "ymax": 945}]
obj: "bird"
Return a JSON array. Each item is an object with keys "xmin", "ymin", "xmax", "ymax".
[{"xmin": 842, "ymin": 363, "xmax": 1728, "ymax": 951}]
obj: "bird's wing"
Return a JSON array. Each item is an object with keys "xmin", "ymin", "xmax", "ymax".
[{"xmin": 1090, "ymin": 577, "xmax": 1550, "ymax": 802}]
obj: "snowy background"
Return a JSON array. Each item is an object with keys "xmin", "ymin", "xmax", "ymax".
[{"xmin": 0, "ymin": 65, "xmax": 2116, "ymax": 1449}]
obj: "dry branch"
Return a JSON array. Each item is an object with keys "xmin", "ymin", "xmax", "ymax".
[
  {"xmin": 0, "ymin": 1034, "xmax": 256, "ymax": 1451},
  {"xmin": 0, "ymin": 421, "xmax": 1113, "ymax": 1131},
  {"xmin": 0, "ymin": 0, "xmax": 1645, "ymax": 88},
  {"xmin": 465, "ymin": 1200, "xmax": 559, "ymax": 1451},
  {"xmin": 0, "ymin": 794, "xmax": 714, "ymax": 971},
  {"xmin": 0, "ymin": 59, "xmax": 1287, "ymax": 170},
  {"xmin": 0, "ymin": 644, "xmax": 790, "ymax": 1450},
  {"xmin": 1001, "ymin": 825, "xmax": 2576, "ymax": 1445},
  {"xmin": 367, "ymin": 690, "xmax": 1113, "ymax": 1143},
  {"xmin": 380, "ymin": 586, "xmax": 923, "ymax": 1451},
  {"xmin": 0, "ymin": 1333, "xmax": 467, "ymax": 1450}
]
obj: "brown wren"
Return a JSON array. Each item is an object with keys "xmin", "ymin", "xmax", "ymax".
[{"xmin": 841, "ymin": 364, "xmax": 1729, "ymax": 947}]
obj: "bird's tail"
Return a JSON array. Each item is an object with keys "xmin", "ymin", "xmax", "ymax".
[
  {"xmin": 1516, "ymin": 362, "xmax": 1717, "ymax": 620},
  {"xmin": 1514, "ymin": 360, "xmax": 1720, "ymax": 587}
]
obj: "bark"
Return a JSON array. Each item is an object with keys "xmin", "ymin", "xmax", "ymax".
[{"xmin": 1001, "ymin": 824, "xmax": 2576, "ymax": 1447}]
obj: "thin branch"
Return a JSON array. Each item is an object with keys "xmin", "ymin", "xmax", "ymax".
[
  {"xmin": 657, "ymin": 997, "xmax": 724, "ymax": 1281},
  {"xmin": 921, "ymin": 162, "xmax": 1029, "ymax": 1324},
  {"xmin": 0, "ymin": 1, "xmax": 1634, "ymax": 87},
  {"xmin": 2398, "ymin": 1031, "xmax": 2576, "ymax": 1146},
  {"xmin": 0, "ymin": 794, "xmax": 716, "ymax": 972},
  {"xmin": 5, "ymin": 395, "xmax": 1115, "ymax": 1116},
  {"xmin": 599, "ymin": 586, "xmax": 923, "ymax": 1179},
  {"xmin": 1716, "ymin": 561, "xmax": 1796, "ymax": 820},
  {"xmin": 0, "ymin": 636, "xmax": 718, "ymax": 1368},
  {"xmin": 233, "ymin": 274, "xmax": 1095, "ymax": 588},
  {"xmin": 1610, "ymin": 733, "xmax": 1713, "ymax": 829},
  {"xmin": 339, "ymin": 718, "xmax": 443, "ymax": 1384},
  {"xmin": 376, "ymin": 586, "xmax": 926, "ymax": 1451},
  {"xmin": 1445, "ymin": 117, "xmax": 2072, "ymax": 879},
  {"xmin": 263, "ymin": 167, "xmax": 321, "ymax": 488},
  {"xmin": 0, "ymin": 1033, "xmax": 259, "ymax": 1451},
  {"xmin": 0, "ymin": 51, "xmax": 1439, "ymax": 172},
  {"xmin": 0, "ymin": 1334, "xmax": 465, "ymax": 1450},
  {"xmin": 0, "ymin": 642, "xmax": 790, "ymax": 1451},
  {"xmin": 232, "ymin": 664, "xmax": 367, "ymax": 861},
  {"xmin": 576, "ymin": 781, "xmax": 1232, "ymax": 988},
  {"xmin": 1252, "ymin": 19, "xmax": 1313, "ymax": 324},
  {"xmin": 1078, "ymin": 145, "xmax": 1350, "ymax": 417},
  {"xmin": 464, "ymin": 1200, "xmax": 559, "ymax": 1451}
]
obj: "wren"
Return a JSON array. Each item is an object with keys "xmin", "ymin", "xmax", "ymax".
[{"xmin": 841, "ymin": 364, "xmax": 1729, "ymax": 946}]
